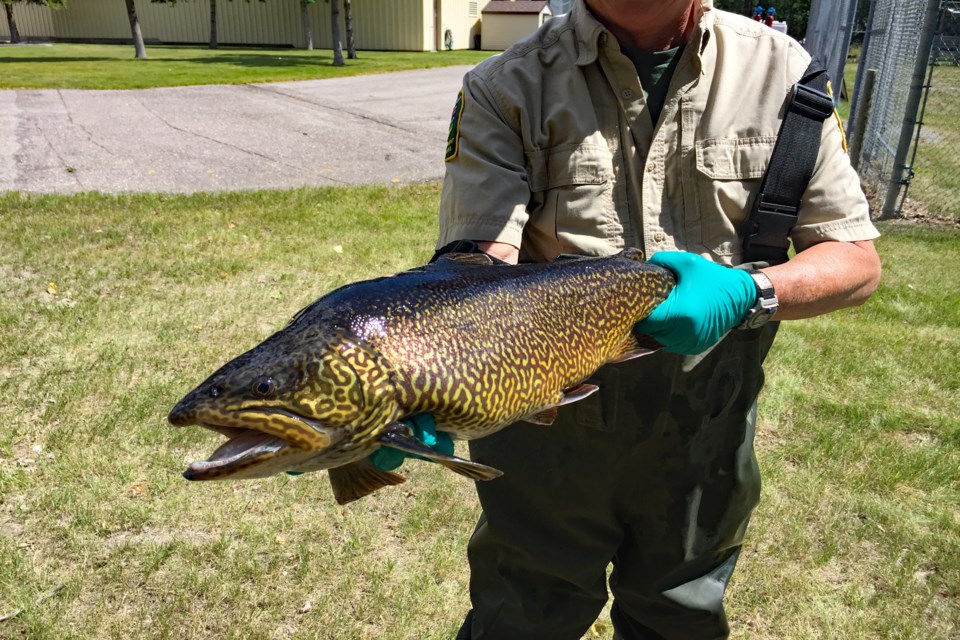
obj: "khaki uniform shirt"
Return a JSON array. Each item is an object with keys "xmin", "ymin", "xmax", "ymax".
[{"xmin": 438, "ymin": 0, "xmax": 880, "ymax": 264}]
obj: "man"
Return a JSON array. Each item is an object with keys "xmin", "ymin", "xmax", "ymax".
[{"xmin": 434, "ymin": 1, "xmax": 880, "ymax": 638}]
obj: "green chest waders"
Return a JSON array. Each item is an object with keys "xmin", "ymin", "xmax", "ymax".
[{"xmin": 453, "ymin": 60, "xmax": 834, "ymax": 640}]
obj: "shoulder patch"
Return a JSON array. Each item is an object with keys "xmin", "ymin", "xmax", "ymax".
[
  {"xmin": 826, "ymin": 80, "xmax": 848, "ymax": 153},
  {"xmin": 445, "ymin": 90, "xmax": 464, "ymax": 162}
]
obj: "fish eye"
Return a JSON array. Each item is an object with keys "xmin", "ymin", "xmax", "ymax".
[
  {"xmin": 209, "ymin": 386, "xmax": 221, "ymax": 398},
  {"xmin": 253, "ymin": 377, "xmax": 276, "ymax": 397}
]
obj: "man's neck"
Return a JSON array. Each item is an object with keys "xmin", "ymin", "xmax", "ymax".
[{"xmin": 585, "ymin": 0, "xmax": 700, "ymax": 51}]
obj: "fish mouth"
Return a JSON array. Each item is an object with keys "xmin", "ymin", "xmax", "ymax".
[
  {"xmin": 178, "ymin": 409, "xmax": 334, "ymax": 481},
  {"xmin": 184, "ymin": 426, "xmax": 288, "ymax": 480}
]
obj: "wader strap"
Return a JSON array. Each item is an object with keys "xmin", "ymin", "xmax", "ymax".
[{"xmin": 742, "ymin": 59, "xmax": 835, "ymax": 265}]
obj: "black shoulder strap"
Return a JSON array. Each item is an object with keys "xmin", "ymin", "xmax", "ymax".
[{"xmin": 742, "ymin": 59, "xmax": 835, "ymax": 265}]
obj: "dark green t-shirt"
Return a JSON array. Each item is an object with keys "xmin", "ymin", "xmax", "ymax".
[{"xmin": 620, "ymin": 44, "xmax": 685, "ymax": 124}]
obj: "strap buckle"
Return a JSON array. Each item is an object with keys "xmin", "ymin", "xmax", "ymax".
[
  {"xmin": 790, "ymin": 83, "xmax": 834, "ymax": 121},
  {"xmin": 742, "ymin": 198, "xmax": 798, "ymax": 265}
]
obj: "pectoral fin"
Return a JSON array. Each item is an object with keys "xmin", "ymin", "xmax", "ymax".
[
  {"xmin": 377, "ymin": 424, "xmax": 503, "ymax": 481},
  {"xmin": 327, "ymin": 459, "xmax": 406, "ymax": 505}
]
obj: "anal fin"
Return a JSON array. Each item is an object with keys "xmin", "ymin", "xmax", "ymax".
[
  {"xmin": 377, "ymin": 424, "xmax": 503, "ymax": 482},
  {"xmin": 327, "ymin": 458, "xmax": 406, "ymax": 505}
]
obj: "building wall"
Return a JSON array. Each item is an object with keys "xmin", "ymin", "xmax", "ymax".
[
  {"xmin": 0, "ymin": 0, "xmax": 466, "ymax": 52},
  {"xmin": 0, "ymin": 1, "xmax": 55, "ymax": 39},
  {"xmin": 481, "ymin": 12, "xmax": 545, "ymax": 51},
  {"xmin": 325, "ymin": 0, "xmax": 429, "ymax": 51},
  {"xmin": 437, "ymin": 0, "xmax": 482, "ymax": 51}
]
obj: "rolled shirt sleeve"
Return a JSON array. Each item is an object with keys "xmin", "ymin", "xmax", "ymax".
[
  {"xmin": 790, "ymin": 86, "xmax": 880, "ymax": 253},
  {"xmin": 437, "ymin": 70, "xmax": 532, "ymax": 250}
]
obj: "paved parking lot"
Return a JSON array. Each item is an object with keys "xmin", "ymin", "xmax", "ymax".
[{"xmin": 0, "ymin": 65, "xmax": 472, "ymax": 194}]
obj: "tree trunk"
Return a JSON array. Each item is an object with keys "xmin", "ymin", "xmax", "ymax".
[
  {"xmin": 124, "ymin": 0, "xmax": 147, "ymax": 59},
  {"xmin": 209, "ymin": 0, "xmax": 218, "ymax": 49},
  {"xmin": 331, "ymin": 0, "xmax": 344, "ymax": 66},
  {"xmin": 4, "ymin": 3, "xmax": 20, "ymax": 44},
  {"xmin": 301, "ymin": 0, "xmax": 313, "ymax": 50},
  {"xmin": 345, "ymin": 0, "xmax": 356, "ymax": 59}
]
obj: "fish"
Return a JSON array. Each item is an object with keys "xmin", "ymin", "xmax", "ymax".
[{"xmin": 167, "ymin": 248, "xmax": 675, "ymax": 504}]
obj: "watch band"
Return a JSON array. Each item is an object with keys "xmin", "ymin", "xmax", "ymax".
[{"xmin": 738, "ymin": 269, "xmax": 779, "ymax": 329}]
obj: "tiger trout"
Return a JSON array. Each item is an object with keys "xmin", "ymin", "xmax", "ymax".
[{"xmin": 168, "ymin": 248, "xmax": 674, "ymax": 504}]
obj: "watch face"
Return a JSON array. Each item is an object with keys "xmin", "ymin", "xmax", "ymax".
[{"xmin": 747, "ymin": 310, "xmax": 772, "ymax": 328}]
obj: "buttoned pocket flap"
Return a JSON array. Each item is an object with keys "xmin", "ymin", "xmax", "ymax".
[
  {"xmin": 695, "ymin": 137, "xmax": 777, "ymax": 180},
  {"xmin": 527, "ymin": 144, "xmax": 611, "ymax": 192}
]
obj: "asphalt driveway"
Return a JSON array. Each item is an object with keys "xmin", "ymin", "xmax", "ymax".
[{"xmin": 0, "ymin": 65, "xmax": 473, "ymax": 194}]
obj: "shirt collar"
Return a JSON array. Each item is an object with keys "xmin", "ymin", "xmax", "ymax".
[{"xmin": 574, "ymin": 0, "xmax": 714, "ymax": 69}]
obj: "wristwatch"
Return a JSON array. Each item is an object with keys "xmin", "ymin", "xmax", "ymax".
[{"xmin": 738, "ymin": 268, "xmax": 779, "ymax": 329}]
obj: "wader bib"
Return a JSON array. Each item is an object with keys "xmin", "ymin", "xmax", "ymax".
[
  {"xmin": 456, "ymin": 323, "xmax": 778, "ymax": 640},
  {"xmin": 448, "ymin": 57, "xmax": 831, "ymax": 640}
]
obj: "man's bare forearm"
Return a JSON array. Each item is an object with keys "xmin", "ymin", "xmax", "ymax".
[
  {"xmin": 762, "ymin": 240, "xmax": 882, "ymax": 321},
  {"xmin": 474, "ymin": 238, "xmax": 881, "ymax": 322}
]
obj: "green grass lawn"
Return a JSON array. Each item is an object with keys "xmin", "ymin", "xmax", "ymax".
[
  {"xmin": 0, "ymin": 186, "xmax": 957, "ymax": 639},
  {"xmin": 0, "ymin": 43, "xmax": 497, "ymax": 90}
]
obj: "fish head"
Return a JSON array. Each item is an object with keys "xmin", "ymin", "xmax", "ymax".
[{"xmin": 168, "ymin": 326, "xmax": 397, "ymax": 481}]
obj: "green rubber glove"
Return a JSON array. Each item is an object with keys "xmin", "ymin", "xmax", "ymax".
[
  {"xmin": 634, "ymin": 251, "xmax": 757, "ymax": 355},
  {"xmin": 368, "ymin": 414, "xmax": 454, "ymax": 471}
]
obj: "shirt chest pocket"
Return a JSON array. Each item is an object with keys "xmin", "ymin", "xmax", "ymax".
[
  {"xmin": 524, "ymin": 144, "xmax": 622, "ymax": 261},
  {"xmin": 688, "ymin": 136, "xmax": 776, "ymax": 260}
]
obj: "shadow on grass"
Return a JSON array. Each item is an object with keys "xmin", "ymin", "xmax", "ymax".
[
  {"xmin": 174, "ymin": 54, "xmax": 344, "ymax": 68},
  {"xmin": 0, "ymin": 55, "xmax": 345, "ymax": 67},
  {"xmin": 0, "ymin": 56, "xmax": 117, "ymax": 63}
]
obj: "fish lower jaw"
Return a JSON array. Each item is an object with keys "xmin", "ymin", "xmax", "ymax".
[{"xmin": 184, "ymin": 428, "xmax": 290, "ymax": 480}]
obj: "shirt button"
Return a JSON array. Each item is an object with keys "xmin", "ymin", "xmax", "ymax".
[
  {"xmin": 622, "ymin": 88, "xmax": 634, "ymax": 99},
  {"xmin": 653, "ymin": 231, "xmax": 665, "ymax": 243}
]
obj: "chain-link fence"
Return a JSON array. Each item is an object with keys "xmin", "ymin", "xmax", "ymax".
[
  {"xmin": 848, "ymin": 0, "xmax": 960, "ymax": 222},
  {"xmin": 907, "ymin": 2, "xmax": 960, "ymax": 221}
]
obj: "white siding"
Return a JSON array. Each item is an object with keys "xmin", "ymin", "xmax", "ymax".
[
  {"xmin": 1, "ymin": 0, "xmax": 452, "ymax": 52},
  {"xmin": 481, "ymin": 11, "xmax": 546, "ymax": 51},
  {"xmin": 0, "ymin": 2, "xmax": 55, "ymax": 40},
  {"xmin": 436, "ymin": 0, "xmax": 482, "ymax": 51},
  {"xmin": 333, "ymin": 0, "xmax": 427, "ymax": 51}
]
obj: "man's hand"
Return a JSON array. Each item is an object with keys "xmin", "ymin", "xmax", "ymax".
[
  {"xmin": 368, "ymin": 414, "xmax": 454, "ymax": 471},
  {"xmin": 634, "ymin": 251, "xmax": 757, "ymax": 355}
]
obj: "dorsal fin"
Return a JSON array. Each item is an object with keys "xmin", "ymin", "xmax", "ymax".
[{"xmin": 436, "ymin": 252, "xmax": 496, "ymax": 266}]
